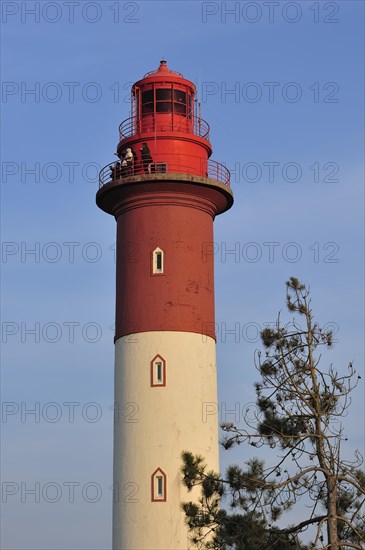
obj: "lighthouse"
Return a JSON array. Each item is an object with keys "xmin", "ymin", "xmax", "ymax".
[{"xmin": 96, "ymin": 60, "xmax": 233, "ymax": 549}]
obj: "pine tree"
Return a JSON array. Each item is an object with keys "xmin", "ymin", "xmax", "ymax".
[{"xmin": 181, "ymin": 278, "xmax": 365, "ymax": 549}]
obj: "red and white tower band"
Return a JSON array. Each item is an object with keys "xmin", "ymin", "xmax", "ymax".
[{"xmin": 96, "ymin": 60, "xmax": 233, "ymax": 549}]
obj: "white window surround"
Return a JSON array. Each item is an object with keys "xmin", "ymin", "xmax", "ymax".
[{"xmin": 152, "ymin": 247, "xmax": 164, "ymax": 274}]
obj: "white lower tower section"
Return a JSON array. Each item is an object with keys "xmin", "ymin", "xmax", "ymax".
[{"xmin": 113, "ymin": 331, "xmax": 218, "ymax": 550}]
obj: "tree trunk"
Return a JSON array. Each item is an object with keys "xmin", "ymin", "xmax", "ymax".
[{"xmin": 326, "ymin": 475, "xmax": 339, "ymax": 550}]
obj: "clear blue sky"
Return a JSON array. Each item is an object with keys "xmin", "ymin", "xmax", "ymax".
[{"xmin": 1, "ymin": 1, "xmax": 364, "ymax": 548}]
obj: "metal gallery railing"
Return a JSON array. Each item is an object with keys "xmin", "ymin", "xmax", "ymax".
[
  {"xmin": 119, "ymin": 115, "xmax": 210, "ymax": 141},
  {"xmin": 99, "ymin": 154, "xmax": 230, "ymax": 189}
]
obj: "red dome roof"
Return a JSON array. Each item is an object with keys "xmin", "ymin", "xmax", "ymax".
[{"xmin": 143, "ymin": 59, "xmax": 183, "ymax": 79}]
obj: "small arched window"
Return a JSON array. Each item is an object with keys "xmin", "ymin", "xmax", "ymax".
[
  {"xmin": 150, "ymin": 354, "xmax": 166, "ymax": 387},
  {"xmin": 151, "ymin": 468, "xmax": 167, "ymax": 502},
  {"xmin": 152, "ymin": 247, "xmax": 164, "ymax": 275}
]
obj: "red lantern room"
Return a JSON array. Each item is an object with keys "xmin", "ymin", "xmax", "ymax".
[{"xmin": 115, "ymin": 58, "xmax": 211, "ymax": 178}]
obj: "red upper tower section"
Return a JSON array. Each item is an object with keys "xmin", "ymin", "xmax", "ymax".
[{"xmin": 96, "ymin": 61, "xmax": 233, "ymax": 340}]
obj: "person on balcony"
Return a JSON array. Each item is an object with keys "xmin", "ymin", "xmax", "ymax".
[
  {"xmin": 140, "ymin": 143, "xmax": 153, "ymax": 174},
  {"xmin": 110, "ymin": 161, "xmax": 121, "ymax": 181},
  {"xmin": 121, "ymin": 148, "xmax": 134, "ymax": 176},
  {"xmin": 132, "ymin": 148, "xmax": 137, "ymax": 168}
]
